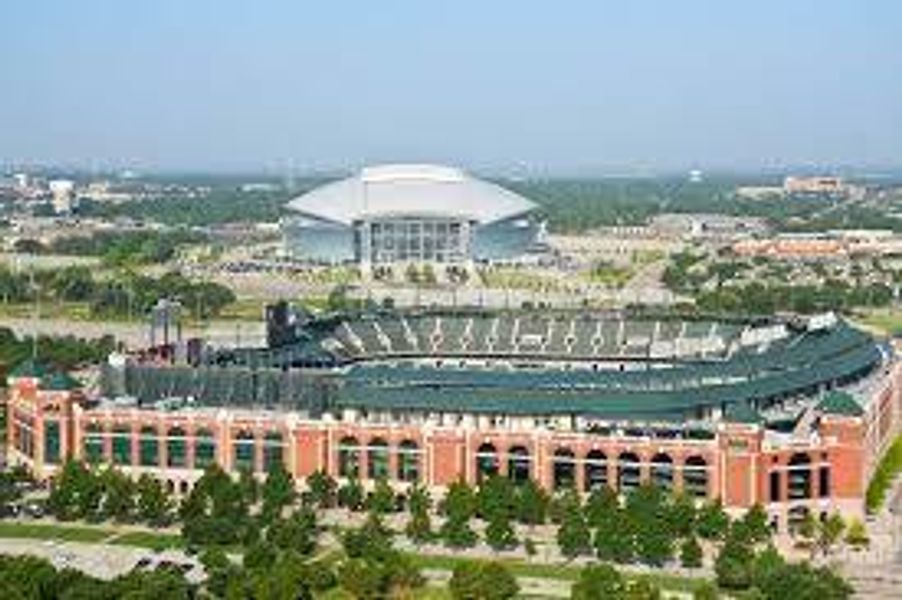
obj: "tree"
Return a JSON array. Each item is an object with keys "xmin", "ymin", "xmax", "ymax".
[
  {"xmin": 136, "ymin": 474, "xmax": 171, "ymax": 527},
  {"xmin": 556, "ymin": 495, "xmax": 592, "ymax": 560},
  {"xmin": 594, "ymin": 507, "xmax": 635, "ymax": 563},
  {"xmin": 693, "ymin": 581, "xmax": 719, "ymax": 600},
  {"xmin": 405, "ymin": 485, "xmax": 433, "ymax": 545},
  {"xmin": 738, "ymin": 504, "xmax": 771, "ymax": 544},
  {"xmin": 585, "ymin": 485, "xmax": 619, "ymax": 527},
  {"xmin": 337, "ymin": 478, "xmax": 364, "ymax": 511},
  {"xmin": 681, "ymin": 536, "xmax": 703, "ymax": 568},
  {"xmin": 449, "ymin": 561, "xmax": 519, "ymax": 600},
  {"xmin": 818, "ymin": 513, "xmax": 845, "ymax": 556},
  {"xmin": 440, "ymin": 480, "xmax": 477, "ymax": 548},
  {"xmin": 261, "ymin": 462, "xmax": 296, "ymax": 521},
  {"xmin": 485, "ymin": 509, "xmax": 518, "ymax": 552},
  {"xmin": 697, "ymin": 499, "xmax": 730, "ymax": 540},
  {"xmin": 305, "ymin": 470, "xmax": 336, "ymax": 509},
  {"xmin": 100, "ymin": 467, "xmax": 135, "ymax": 522},
  {"xmin": 715, "ymin": 533, "xmax": 754, "ymax": 590},
  {"xmin": 366, "ymin": 478, "xmax": 395, "ymax": 515},
  {"xmin": 268, "ymin": 508, "xmax": 318, "ymax": 556},
  {"xmin": 844, "ymin": 518, "xmax": 869, "ymax": 549},
  {"xmin": 571, "ymin": 564, "xmax": 624, "ymax": 599},
  {"xmin": 515, "ymin": 479, "xmax": 549, "ymax": 527}
]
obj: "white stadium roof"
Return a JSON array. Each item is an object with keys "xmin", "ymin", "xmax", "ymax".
[{"xmin": 285, "ymin": 164, "xmax": 537, "ymax": 226}]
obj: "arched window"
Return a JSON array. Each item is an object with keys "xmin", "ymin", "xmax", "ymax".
[
  {"xmin": 584, "ymin": 449, "xmax": 608, "ymax": 492},
  {"xmin": 263, "ymin": 431, "xmax": 285, "ymax": 472},
  {"xmin": 650, "ymin": 453, "xmax": 674, "ymax": 491},
  {"xmin": 84, "ymin": 422, "xmax": 105, "ymax": 464},
  {"xmin": 167, "ymin": 426, "xmax": 187, "ymax": 468},
  {"xmin": 617, "ymin": 452, "xmax": 641, "ymax": 493},
  {"xmin": 194, "ymin": 428, "xmax": 216, "ymax": 469},
  {"xmin": 788, "ymin": 453, "xmax": 812, "ymax": 500},
  {"xmin": 338, "ymin": 436, "xmax": 360, "ymax": 478},
  {"xmin": 111, "ymin": 425, "xmax": 132, "ymax": 465},
  {"xmin": 367, "ymin": 438, "xmax": 390, "ymax": 479},
  {"xmin": 397, "ymin": 440, "xmax": 420, "ymax": 483},
  {"xmin": 476, "ymin": 442, "xmax": 498, "ymax": 481},
  {"xmin": 139, "ymin": 426, "xmax": 159, "ymax": 467},
  {"xmin": 507, "ymin": 446, "xmax": 531, "ymax": 484},
  {"xmin": 683, "ymin": 455, "xmax": 708, "ymax": 498},
  {"xmin": 553, "ymin": 448, "xmax": 576, "ymax": 490},
  {"xmin": 233, "ymin": 429, "xmax": 256, "ymax": 472}
]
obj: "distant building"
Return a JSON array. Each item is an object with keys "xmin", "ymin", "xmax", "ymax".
[
  {"xmin": 784, "ymin": 176, "xmax": 847, "ymax": 196},
  {"xmin": 48, "ymin": 179, "xmax": 76, "ymax": 214},
  {"xmin": 650, "ymin": 213, "xmax": 768, "ymax": 239}
]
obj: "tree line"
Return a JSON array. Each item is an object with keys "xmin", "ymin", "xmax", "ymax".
[
  {"xmin": 0, "ymin": 266, "xmax": 235, "ymax": 320},
  {"xmin": 27, "ymin": 459, "xmax": 857, "ymax": 599}
]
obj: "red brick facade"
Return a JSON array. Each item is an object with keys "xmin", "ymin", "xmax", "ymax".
[{"xmin": 7, "ymin": 364, "xmax": 901, "ymax": 533}]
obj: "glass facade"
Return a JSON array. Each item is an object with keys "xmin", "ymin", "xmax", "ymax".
[
  {"xmin": 359, "ymin": 218, "xmax": 468, "ymax": 264},
  {"xmin": 285, "ymin": 212, "xmax": 537, "ymax": 264}
]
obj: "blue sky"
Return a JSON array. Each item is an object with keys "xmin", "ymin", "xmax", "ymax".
[{"xmin": 2, "ymin": 1, "xmax": 900, "ymax": 173}]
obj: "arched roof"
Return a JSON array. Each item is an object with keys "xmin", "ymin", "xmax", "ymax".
[{"xmin": 285, "ymin": 163, "xmax": 537, "ymax": 226}]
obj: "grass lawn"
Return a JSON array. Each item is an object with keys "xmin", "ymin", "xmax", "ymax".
[
  {"xmin": 406, "ymin": 552, "xmax": 707, "ymax": 593},
  {"xmin": 0, "ymin": 521, "xmax": 112, "ymax": 543},
  {"xmin": 107, "ymin": 530, "xmax": 184, "ymax": 551},
  {"xmin": 856, "ymin": 310, "xmax": 902, "ymax": 336}
]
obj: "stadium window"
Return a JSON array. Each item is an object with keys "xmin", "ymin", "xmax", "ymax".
[
  {"xmin": 195, "ymin": 429, "xmax": 217, "ymax": 469},
  {"xmin": 112, "ymin": 425, "xmax": 132, "ymax": 465},
  {"xmin": 139, "ymin": 426, "xmax": 159, "ymax": 467},
  {"xmin": 44, "ymin": 420, "xmax": 61, "ymax": 465},
  {"xmin": 769, "ymin": 471, "xmax": 781, "ymax": 503},
  {"xmin": 819, "ymin": 466, "xmax": 830, "ymax": 498},
  {"xmin": 84, "ymin": 423, "xmax": 105, "ymax": 464}
]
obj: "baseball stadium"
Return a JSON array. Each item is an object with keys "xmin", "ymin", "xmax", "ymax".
[{"xmin": 7, "ymin": 306, "xmax": 901, "ymax": 533}]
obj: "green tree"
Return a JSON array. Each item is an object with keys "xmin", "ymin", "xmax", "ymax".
[
  {"xmin": 715, "ymin": 533, "xmax": 754, "ymax": 590},
  {"xmin": 136, "ymin": 474, "xmax": 171, "ymax": 527},
  {"xmin": 405, "ymin": 484, "xmax": 433, "ymax": 545},
  {"xmin": 556, "ymin": 494, "xmax": 592, "ymax": 559},
  {"xmin": 366, "ymin": 478, "xmax": 395, "ymax": 515},
  {"xmin": 449, "ymin": 561, "xmax": 519, "ymax": 600},
  {"xmin": 697, "ymin": 499, "xmax": 730, "ymax": 540},
  {"xmin": 440, "ymin": 480, "xmax": 478, "ymax": 548},
  {"xmin": 261, "ymin": 462, "xmax": 296, "ymax": 521},
  {"xmin": 515, "ymin": 479, "xmax": 549, "ymax": 526},
  {"xmin": 571, "ymin": 564, "xmax": 624, "ymax": 599},
  {"xmin": 305, "ymin": 470, "xmax": 336, "ymax": 509},
  {"xmin": 818, "ymin": 513, "xmax": 845, "ymax": 556},
  {"xmin": 100, "ymin": 467, "xmax": 135, "ymax": 523},
  {"xmin": 681, "ymin": 535, "xmax": 703, "ymax": 568},
  {"xmin": 337, "ymin": 478, "xmax": 365, "ymax": 511}
]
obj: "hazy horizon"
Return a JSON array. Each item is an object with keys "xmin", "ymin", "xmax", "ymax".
[{"xmin": 2, "ymin": 1, "xmax": 901, "ymax": 174}]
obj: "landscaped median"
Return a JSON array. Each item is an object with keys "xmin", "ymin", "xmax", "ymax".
[
  {"xmin": 405, "ymin": 551, "xmax": 706, "ymax": 594},
  {"xmin": 0, "ymin": 520, "xmax": 180, "ymax": 550},
  {"xmin": 866, "ymin": 435, "xmax": 902, "ymax": 512}
]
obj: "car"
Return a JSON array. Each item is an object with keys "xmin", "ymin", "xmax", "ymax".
[{"xmin": 134, "ymin": 557, "xmax": 153, "ymax": 570}]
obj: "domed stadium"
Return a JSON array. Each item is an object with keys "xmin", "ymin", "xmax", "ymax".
[{"xmin": 282, "ymin": 164, "xmax": 540, "ymax": 264}]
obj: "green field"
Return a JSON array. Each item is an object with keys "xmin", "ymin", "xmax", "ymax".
[
  {"xmin": 405, "ymin": 552, "xmax": 706, "ymax": 593},
  {"xmin": 0, "ymin": 521, "xmax": 112, "ymax": 543},
  {"xmin": 107, "ymin": 530, "xmax": 184, "ymax": 551}
]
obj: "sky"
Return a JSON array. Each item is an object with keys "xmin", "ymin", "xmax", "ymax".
[{"xmin": 2, "ymin": 1, "xmax": 901, "ymax": 174}]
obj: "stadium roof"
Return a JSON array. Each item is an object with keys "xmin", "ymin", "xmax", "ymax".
[{"xmin": 285, "ymin": 164, "xmax": 537, "ymax": 226}]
